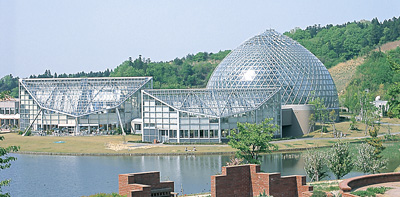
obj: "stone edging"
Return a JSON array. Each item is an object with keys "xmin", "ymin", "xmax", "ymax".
[{"xmin": 339, "ymin": 172, "xmax": 400, "ymax": 193}]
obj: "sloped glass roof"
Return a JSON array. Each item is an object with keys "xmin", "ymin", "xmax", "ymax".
[
  {"xmin": 207, "ymin": 29, "xmax": 338, "ymax": 108},
  {"xmin": 143, "ymin": 88, "xmax": 280, "ymax": 117},
  {"xmin": 20, "ymin": 77, "xmax": 152, "ymax": 117}
]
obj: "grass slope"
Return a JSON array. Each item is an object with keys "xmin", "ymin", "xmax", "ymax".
[{"xmin": 328, "ymin": 40, "xmax": 400, "ymax": 96}]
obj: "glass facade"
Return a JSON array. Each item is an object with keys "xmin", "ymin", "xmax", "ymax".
[
  {"xmin": 19, "ymin": 77, "xmax": 152, "ymax": 135},
  {"xmin": 207, "ymin": 29, "xmax": 339, "ymax": 109},
  {"xmin": 142, "ymin": 88, "xmax": 281, "ymax": 143}
]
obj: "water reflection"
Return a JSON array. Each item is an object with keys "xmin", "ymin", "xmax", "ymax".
[{"xmin": 2, "ymin": 151, "xmax": 398, "ymax": 197}]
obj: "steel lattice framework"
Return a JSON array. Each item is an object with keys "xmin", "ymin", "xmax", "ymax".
[
  {"xmin": 20, "ymin": 77, "xmax": 152, "ymax": 117},
  {"xmin": 207, "ymin": 29, "xmax": 338, "ymax": 108},
  {"xmin": 142, "ymin": 88, "xmax": 280, "ymax": 118}
]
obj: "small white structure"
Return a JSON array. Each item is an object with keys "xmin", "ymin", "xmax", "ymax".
[
  {"xmin": 372, "ymin": 96, "xmax": 388, "ymax": 117},
  {"xmin": 0, "ymin": 98, "xmax": 19, "ymax": 130}
]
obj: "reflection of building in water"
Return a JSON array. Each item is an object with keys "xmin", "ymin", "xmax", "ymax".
[{"xmin": 261, "ymin": 152, "xmax": 304, "ymax": 176}]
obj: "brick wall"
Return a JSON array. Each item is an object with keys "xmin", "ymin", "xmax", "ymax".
[
  {"xmin": 119, "ymin": 171, "xmax": 174, "ymax": 197},
  {"xmin": 339, "ymin": 172, "xmax": 400, "ymax": 197},
  {"xmin": 211, "ymin": 164, "xmax": 313, "ymax": 197}
]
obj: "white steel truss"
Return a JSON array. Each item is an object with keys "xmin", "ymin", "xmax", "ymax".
[
  {"xmin": 20, "ymin": 77, "xmax": 152, "ymax": 117},
  {"xmin": 207, "ymin": 29, "xmax": 339, "ymax": 109},
  {"xmin": 143, "ymin": 88, "xmax": 280, "ymax": 118}
]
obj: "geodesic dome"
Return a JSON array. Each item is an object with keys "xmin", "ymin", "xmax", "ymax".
[{"xmin": 206, "ymin": 29, "xmax": 338, "ymax": 108}]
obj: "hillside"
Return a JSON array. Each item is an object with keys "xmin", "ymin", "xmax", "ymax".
[
  {"xmin": 328, "ymin": 57, "xmax": 364, "ymax": 95},
  {"xmin": 285, "ymin": 17, "xmax": 400, "ymax": 68},
  {"xmin": 328, "ymin": 39, "xmax": 400, "ymax": 95}
]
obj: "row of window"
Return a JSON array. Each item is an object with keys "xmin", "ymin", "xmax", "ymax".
[
  {"xmin": 158, "ymin": 129, "xmax": 219, "ymax": 139},
  {"xmin": 0, "ymin": 108, "xmax": 18, "ymax": 115}
]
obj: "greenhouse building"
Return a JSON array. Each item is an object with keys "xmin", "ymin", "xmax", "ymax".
[
  {"xmin": 141, "ymin": 88, "xmax": 281, "ymax": 143},
  {"xmin": 19, "ymin": 77, "xmax": 152, "ymax": 135},
  {"xmin": 18, "ymin": 29, "xmax": 338, "ymax": 142},
  {"xmin": 141, "ymin": 29, "xmax": 338, "ymax": 142}
]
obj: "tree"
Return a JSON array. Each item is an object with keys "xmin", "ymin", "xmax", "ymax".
[
  {"xmin": 366, "ymin": 125, "xmax": 385, "ymax": 158},
  {"xmin": 358, "ymin": 90, "xmax": 377, "ymax": 136},
  {"xmin": 327, "ymin": 142, "xmax": 353, "ymax": 179},
  {"xmin": 349, "ymin": 115, "xmax": 358, "ymax": 131},
  {"xmin": 329, "ymin": 110, "xmax": 338, "ymax": 137},
  {"xmin": 227, "ymin": 118, "xmax": 278, "ymax": 164},
  {"xmin": 0, "ymin": 136, "xmax": 19, "ymax": 196},
  {"xmin": 303, "ymin": 149, "xmax": 328, "ymax": 182},
  {"xmin": 308, "ymin": 114, "xmax": 316, "ymax": 133},
  {"xmin": 309, "ymin": 97, "xmax": 329, "ymax": 135},
  {"xmin": 354, "ymin": 143, "xmax": 387, "ymax": 174}
]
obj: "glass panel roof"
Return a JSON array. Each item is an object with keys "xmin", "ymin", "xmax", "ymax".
[
  {"xmin": 20, "ymin": 77, "xmax": 152, "ymax": 117},
  {"xmin": 144, "ymin": 88, "xmax": 280, "ymax": 117},
  {"xmin": 207, "ymin": 29, "xmax": 338, "ymax": 108}
]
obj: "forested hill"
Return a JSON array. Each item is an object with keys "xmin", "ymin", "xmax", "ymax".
[
  {"xmin": 110, "ymin": 51, "xmax": 230, "ymax": 89},
  {"xmin": 284, "ymin": 17, "xmax": 400, "ymax": 68}
]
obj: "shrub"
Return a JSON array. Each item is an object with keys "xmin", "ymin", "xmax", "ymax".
[
  {"xmin": 366, "ymin": 186, "xmax": 392, "ymax": 194},
  {"xmin": 258, "ymin": 190, "xmax": 271, "ymax": 197},
  {"xmin": 384, "ymin": 134, "xmax": 400, "ymax": 141},
  {"xmin": 351, "ymin": 190, "xmax": 376, "ymax": 197},
  {"xmin": 311, "ymin": 190, "xmax": 327, "ymax": 197}
]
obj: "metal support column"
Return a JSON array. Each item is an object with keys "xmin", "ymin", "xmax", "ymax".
[
  {"xmin": 23, "ymin": 108, "xmax": 42, "ymax": 136},
  {"xmin": 116, "ymin": 108, "xmax": 126, "ymax": 135}
]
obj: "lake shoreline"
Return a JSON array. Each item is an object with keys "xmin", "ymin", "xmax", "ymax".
[{"xmin": 16, "ymin": 145, "xmax": 332, "ymax": 156}]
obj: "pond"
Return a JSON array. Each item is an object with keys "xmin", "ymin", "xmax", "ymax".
[{"xmin": 2, "ymin": 144, "xmax": 400, "ymax": 197}]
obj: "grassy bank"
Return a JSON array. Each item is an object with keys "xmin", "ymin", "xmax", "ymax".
[
  {"xmin": 1, "ymin": 118, "xmax": 399, "ymax": 155},
  {"xmin": 0, "ymin": 132, "xmax": 377, "ymax": 155}
]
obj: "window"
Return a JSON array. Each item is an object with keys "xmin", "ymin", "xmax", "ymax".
[
  {"xmin": 209, "ymin": 118, "xmax": 218, "ymax": 123},
  {"xmin": 200, "ymin": 130, "xmax": 208, "ymax": 138},
  {"xmin": 169, "ymin": 130, "xmax": 177, "ymax": 138},
  {"xmin": 210, "ymin": 130, "xmax": 218, "ymax": 138},
  {"xmin": 180, "ymin": 130, "xmax": 189, "ymax": 138}
]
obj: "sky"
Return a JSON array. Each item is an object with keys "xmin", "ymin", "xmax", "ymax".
[{"xmin": 1, "ymin": 0, "xmax": 400, "ymax": 78}]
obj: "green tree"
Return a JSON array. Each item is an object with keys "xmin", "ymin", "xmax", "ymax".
[
  {"xmin": 366, "ymin": 125, "xmax": 385, "ymax": 158},
  {"xmin": 308, "ymin": 113, "xmax": 316, "ymax": 133},
  {"xmin": 329, "ymin": 110, "xmax": 338, "ymax": 137},
  {"xmin": 354, "ymin": 143, "xmax": 387, "ymax": 174},
  {"xmin": 349, "ymin": 115, "xmax": 358, "ymax": 131},
  {"xmin": 303, "ymin": 149, "xmax": 328, "ymax": 182},
  {"xmin": 309, "ymin": 97, "xmax": 329, "ymax": 135},
  {"xmin": 327, "ymin": 142, "xmax": 353, "ymax": 179},
  {"xmin": 0, "ymin": 136, "xmax": 19, "ymax": 196},
  {"xmin": 227, "ymin": 118, "xmax": 278, "ymax": 164},
  {"xmin": 358, "ymin": 90, "xmax": 377, "ymax": 136}
]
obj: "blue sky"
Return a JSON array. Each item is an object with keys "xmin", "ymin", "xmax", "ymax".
[{"xmin": 1, "ymin": 0, "xmax": 400, "ymax": 78}]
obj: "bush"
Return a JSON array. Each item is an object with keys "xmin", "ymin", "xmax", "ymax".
[
  {"xmin": 366, "ymin": 186, "xmax": 392, "ymax": 194},
  {"xmin": 384, "ymin": 134, "xmax": 400, "ymax": 141},
  {"xmin": 351, "ymin": 190, "xmax": 376, "ymax": 197},
  {"xmin": 18, "ymin": 130, "xmax": 24, "ymax": 135},
  {"xmin": 311, "ymin": 190, "xmax": 327, "ymax": 197}
]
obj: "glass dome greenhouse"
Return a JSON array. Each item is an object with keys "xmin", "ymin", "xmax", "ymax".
[{"xmin": 207, "ymin": 29, "xmax": 338, "ymax": 109}]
